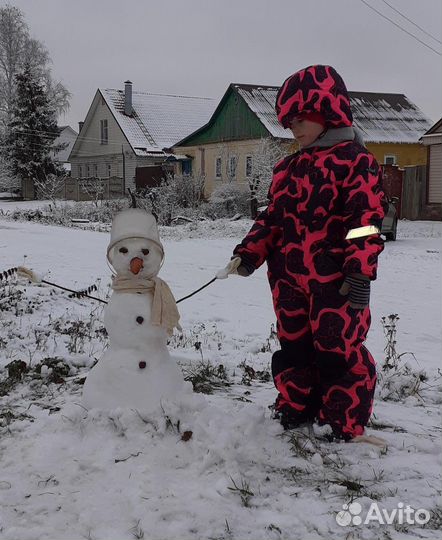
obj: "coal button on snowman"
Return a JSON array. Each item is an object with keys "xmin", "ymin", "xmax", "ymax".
[{"xmin": 136, "ymin": 316, "xmax": 144, "ymax": 324}]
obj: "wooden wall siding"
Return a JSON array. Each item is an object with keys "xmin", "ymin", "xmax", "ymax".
[
  {"xmin": 366, "ymin": 142, "xmax": 428, "ymax": 168},
  {"xmin": 402, "ymin": 165, "xmax": 427, "ymax": 220},
  {"xmin": 428, "ymin": 144, "xmax": 442, "ymax": 204},
  {"xmin": 180, "ymin": 90, "xmax": 269, "ymax": 146},
  {"xmin": 72, "ymin": 92, "xmax": 130, "ymax": 158}
]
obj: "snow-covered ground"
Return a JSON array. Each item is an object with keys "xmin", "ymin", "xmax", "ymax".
[{"xmin": 0, "ymin": 215, "xmax": 441, "ymax": 540}]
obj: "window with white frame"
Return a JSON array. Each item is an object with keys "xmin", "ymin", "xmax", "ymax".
[
  {"xmin": 78, "ymin": 165, "xmax": 83, "ymax": 178},
  {"xmin": 384, "ymin": 154, "xmax": 397, "ymax": 165},
  {"xmin": 228, "ymin": 155, "xmax": 237, "ymax": 179},
  {"xmin": 107, "ymin": 164, "xmax": 112, "ymax": 177},
  {"xmin": 100, "ymin": 119, "xmax": 108, "ymax": 145},
  {"xmin": 215, "ymin": 156, "xmax": 222, "ymax": 179},
  {"xmin": 93, "ymin": 164, "xmax": 98, "ymax": 178},
  {"xmin": 245, "ymin": 155, "xmax": 253, "ymax": 177},
  {"xmin": 86, "ymin": 165, "xmax": 91, "ymax": 177}
]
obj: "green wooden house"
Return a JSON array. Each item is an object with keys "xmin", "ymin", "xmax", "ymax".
[{"xmin": 172, "ymin": 83, "xmax": 293, "ymax": 196}]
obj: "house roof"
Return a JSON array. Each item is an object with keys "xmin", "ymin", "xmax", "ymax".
[
  {"xmin": 101, "ymin": 88, "xmax": 216, "ymax": 157},
  {"xmin": 230, "ymin": 84, "xmax": 433, "ymax": 144},
  {"xmin": 348, "ymin": 91, "xmax": 433, "ymax": 143},
  {"xmin": 422, "ymin": 117, "xmax": 442, "ymax": 136},
  {"xmin": 234, "ymin": 84, "xmax": 288, "ymax": 139}
]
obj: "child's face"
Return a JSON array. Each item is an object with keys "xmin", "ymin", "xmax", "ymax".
[{"xmin": 289, "ymin": 117, "xmax": 324, "ymax": 147}]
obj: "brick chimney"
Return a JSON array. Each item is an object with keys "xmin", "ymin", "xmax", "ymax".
[{"xmin": 124, "ymin": 80, "xmax": 133, "ymax": 116}]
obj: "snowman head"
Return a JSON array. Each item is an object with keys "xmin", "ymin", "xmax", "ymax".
[
  {"xmin": 110, "ymin": 238, "xmax": 163, "ymax": 278},
  {"xmin": 107, "ymin": 209, "xmax": 164, "ymax": 278}
]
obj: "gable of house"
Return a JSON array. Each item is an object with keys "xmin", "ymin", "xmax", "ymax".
[
  {"xmin": 177, "ymin": 85, "xmax": 275, "ymax": 146},
  {"xmin": 420, "ymin": 118, "xmax": 442, "ymax": 206},
  {"xmin": 69, "ymin": 90, "xmax": 131, "ymax": 161}
]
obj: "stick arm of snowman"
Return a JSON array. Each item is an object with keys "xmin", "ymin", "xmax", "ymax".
[
  {"xmin": 176, "ymin": 258, "xmax": 241, "ymax": 302},
  {"xmin": 16, "ymin": 258, "xmax": 242, "ymax": 306},
  {"xmin": 17, "ymin": 267, "xmax": 108, "ymax": 304}
]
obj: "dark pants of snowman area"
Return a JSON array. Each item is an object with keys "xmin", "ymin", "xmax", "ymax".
[{"xmin": 271, "ymin": 279, "xmax": 377, "ymax": 440}]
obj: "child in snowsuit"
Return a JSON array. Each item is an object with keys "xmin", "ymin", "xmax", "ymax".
[{"xmin": 229, "ymin": 65, "xmax": 386, "ymax": 440}]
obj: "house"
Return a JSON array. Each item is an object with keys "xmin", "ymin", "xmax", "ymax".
[
  {"xmin": 20, "ymin": 125, "xmax": 78, "ymax": 199},
  {"xmin": 68, "ymin": 81, "xmax": 216, "ymax": 199},
  {"xmin": 350, "ymin": 92, "xmax": 432, "ymax": 167},
  {"xmin": 420, "ymin": 118, "xmax": 442, "ymax": 210},
  {"xmin": 172, "ymin": 84, "xmax": 293, "ymax": 197},
  {"xmin": 172, "ymin": 84, "xmax": 433, "ymax": 196},
  {"xmin": 50, "ymin": 125, "xmax": 77, "ymax": 172}
]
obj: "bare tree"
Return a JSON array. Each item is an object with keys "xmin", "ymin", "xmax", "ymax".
[
  {"xmin": 80, "ymin": 178, "xmax": 106, "ymax": 207},
  {"xmin": 0, "ymin": 5, "xmax": 70, "ymax": 132},
  {"xmin": 248, "ymin": 138, "xmax": 286, "ymax": 217},
  {"xmin": 34, "ymin": 172, "xmax": 66, "ymax": 206},
  {"xmin": 216, "ymin": 143, "xmax": 238, "ymax": 183}
]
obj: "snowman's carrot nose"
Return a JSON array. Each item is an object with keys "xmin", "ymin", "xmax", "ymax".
[{"xmin": 130, "ymin": 257, "xmax": 144, "ymax": 275}]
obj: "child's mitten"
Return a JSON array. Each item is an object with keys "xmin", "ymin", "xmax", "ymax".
[
  {"xmin": 216, "ymin": 256, "xmax": 254, "ymax": 279},
  {"xmin": 339, "ymin": 274, "xmax": 371, "ymax": 309}
]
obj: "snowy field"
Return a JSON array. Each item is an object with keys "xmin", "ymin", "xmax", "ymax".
[{"xmin": 0, "ymin": 214, "xmax": 441, "ymax": 540}]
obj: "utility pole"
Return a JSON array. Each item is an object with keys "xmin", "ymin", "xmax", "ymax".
[{"xmin": 122, "ymin": 145, "xmax": 126, "ymax": 192}]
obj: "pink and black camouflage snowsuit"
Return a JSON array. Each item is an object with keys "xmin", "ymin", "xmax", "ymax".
[{"xmin": 233, "ymin": 65, "xmax": 386, "ymax": 440}]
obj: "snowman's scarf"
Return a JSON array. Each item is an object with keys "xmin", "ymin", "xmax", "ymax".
[{"xmin": 111, "ymin": 275, "xmax": 181, "ymax": 336}]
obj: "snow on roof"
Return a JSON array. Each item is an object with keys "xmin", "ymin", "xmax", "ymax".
[
  {"xmin": 234, "ymin": 84, "xmax": 290, "ymax": 140},
  {"xmin": 234, "ymin": 84, "xmax": 432, "ymax": 144},
  {"xmin": 102, "ymin": 88, "xmax": 216, "ymax": 156},
  {"xmin": 348, "ymin": 91, "xmax": 433, "ymax": 144}
]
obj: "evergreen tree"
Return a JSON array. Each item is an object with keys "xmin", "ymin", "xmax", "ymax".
[{"xmin": 6, "ymin": 64, "xmax": 64, "ymax": 192}]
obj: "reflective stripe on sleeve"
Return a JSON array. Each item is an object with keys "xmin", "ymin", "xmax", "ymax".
[{"xmin": 345, "ymin": 225, "xmax": 380, "ymax": 240}]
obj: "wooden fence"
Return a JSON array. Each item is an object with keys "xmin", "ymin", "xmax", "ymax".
[
  {"xmin": 64, "ymin": 177, "xmax": 124, "ymax": 201},
  {"xmin": 401, "ymin": 166, "xmax": 426, "ymax": 220},
  {"xmin": 401, "ymin": 165, "xmax": 441, "ymax": 220}
]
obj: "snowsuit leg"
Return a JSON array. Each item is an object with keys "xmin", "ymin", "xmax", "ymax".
[
  {"xmin": 272, "ymin": 339, "xmax": 322, "ymax": 424},
  {"xmin": 309, "ymin": 279, "xmax": 377, "ymax": 439},
  {"xmin": 271, "ymin": 283, "xmax": 321, "ymax": 424}
]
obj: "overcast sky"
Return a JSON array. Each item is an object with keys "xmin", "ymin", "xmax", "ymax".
[{"xmin": 4, "ymin": 0, "xmax": 441, "ymax": 130}]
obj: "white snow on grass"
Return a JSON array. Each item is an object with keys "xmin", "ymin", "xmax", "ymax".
[{"xmin": 0, "ymin": 217, "xmax": 441, "ymax": 540}]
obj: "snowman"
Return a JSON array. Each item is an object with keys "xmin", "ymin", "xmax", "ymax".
[{"xmin": 82, "ymin": 208, "xmax": 191, "ymax": 412}]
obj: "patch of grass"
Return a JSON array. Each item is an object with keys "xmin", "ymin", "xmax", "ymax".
[
  {"xmin": 168, "ymin": 322, "xmax": 225, "ymax": 354},
  {"xmin": 422, "ymin": 506, "xmax": 442, "ymax": 530},
  {"xmin": 368, "ymin": 419, "xmax": 406, "ymax": 433},
  {"xmin": 378, "ymin": 313, "xmax": 431, "ymax": 403},
  {"xmin": 282, "ymin": 429, "xmax": 317, "ymax": 459},
  {"xmin": 130, "ymin": 520, "xmax": 145, "ymax": 540},
  {"xmin": 0, "ymin": 408, "xmax": 34, "ymax": 427},
  {"xmin": 183, "ymin": 360, "xmax": 230, "ymax": 394},
  {"xmin": 35, "ymin": 357, "xmax": 71, "ymax": 383},
  {"xmin": 238, "ymin": 360, "xmax": 271, "ymax": 386},
  {"xmin": 227, "ymin": 476, "xmax": 254, "ymax": 508}
]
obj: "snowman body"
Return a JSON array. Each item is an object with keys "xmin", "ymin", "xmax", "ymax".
[
  {"xmin": 82, "ymin": 291, "xmax": 188, "ymax": 411},
  {"xmin": 82, "ymin": 209, "xmax": 190, "ymax": 412}
]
